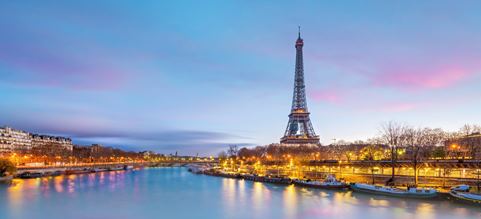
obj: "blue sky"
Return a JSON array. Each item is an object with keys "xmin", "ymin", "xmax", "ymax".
[{"xmin": 1, "ymin": 1, "xmax": 481, "ymax": 155}]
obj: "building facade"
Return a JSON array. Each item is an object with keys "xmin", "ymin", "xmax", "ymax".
[
  {"xmin": 0, "ymin": 126, "xmax": 32, "ymax": 153},
  {"xmin": 31, "ymin": 134, "xmax": 73, "ymax": 151},
  {"xmin": 444, "ymin": 132, "xmax": 481, "ymax": 159},
  {"xmin": 0, "ymin": 126, "xmax": 73, "ymax": 153}
]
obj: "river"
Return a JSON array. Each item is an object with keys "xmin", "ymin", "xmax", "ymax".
[{"xmin": 0, "ymin": 167, "xmax": 480, "ymax": 219}]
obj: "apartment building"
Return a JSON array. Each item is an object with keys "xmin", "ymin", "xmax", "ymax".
[{"xmin": 0, "ymin": 126, "xmax": 73, "ymax": 153}]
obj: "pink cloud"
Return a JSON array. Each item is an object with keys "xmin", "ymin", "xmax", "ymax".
[
  {"xmin": 309, "ymin": 89, "xmax": 343, "ymax": 104},
  {"xmin": 380, "ymin": 102, "xmax": 420, "ymax": 112},
  {"xmin": 304, "ymin": 32, "xmax": 481, "ymax": 93},
  {"xmin": 373, "ymin": 65, "xmax": 473, "ymax": 90},
  {"xmin": 351, "ymin": 101, "xmax": 423, "ymax": 114}
]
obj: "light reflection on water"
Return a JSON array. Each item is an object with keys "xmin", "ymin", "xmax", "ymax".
[
  {"xmin": 0, "ymin": 168, "xmax": 480, "ymax": 219},
  {"xmin": 283, "ymin": 185, "xmax": 297, "ymax": 218}
]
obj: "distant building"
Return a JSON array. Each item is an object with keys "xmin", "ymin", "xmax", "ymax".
[
  {"xmin": 140, "ymin": 151, "xmax": 155, "ymax": 156},
  {"xmin": 444, "ymin": 132, "xmax": 481, "ymax": 159},
  {"xmin": 0, "ymin": 126, "xmax": 73, "ymax": 153},
  {"xmin": 0, "ymin": 126, "xmax": 32, "ymax": 153},
  {"xmin": 90, "ymin": 144, "xmax": 113, "ymax": 156},
  {"xmin": 31, "ymin": 134, "xmax": 73, "ymax": 151},
  {"xmin": 73, "ymin": 144, "xmax": 116, "ymax": 158}
]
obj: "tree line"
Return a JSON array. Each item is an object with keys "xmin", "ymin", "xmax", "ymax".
[{"xmin": 1, "ymin": 144, "xmax": 164, "ymax": 165}]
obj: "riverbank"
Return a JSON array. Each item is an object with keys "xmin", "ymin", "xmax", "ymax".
[
  {"xmin": 9, "ymin": 161, "xmax": 207, "ymax": 180},
  {"xmin": 10, "ymin": 163, "xmax": 145, "ymax": 180},
  {"xmin": 0, "ymin": 176, "xmax": 13, "ymax": 183},
  {"xmin": 195, "ymin": 167, "xmax": 481, "ymax": 205}
]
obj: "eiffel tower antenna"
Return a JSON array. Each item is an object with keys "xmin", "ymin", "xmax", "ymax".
[{"xmin": 280, "ymin": 28, "xmax": 320, "ymax": 145}]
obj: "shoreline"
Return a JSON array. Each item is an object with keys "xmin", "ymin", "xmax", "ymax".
[
  {"xmin": 194, "ymin": 167, "xmax": 481, "ymax": 204},
  {"xmin": 10, "ymin": 163, "xmax": 146, "ymax": 180},
  {"xmin": 7, "ymin": 162, "xmax": 199, "ymax": 181}
]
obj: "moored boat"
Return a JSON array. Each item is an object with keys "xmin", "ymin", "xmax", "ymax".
[
  {"xmin": 123, "ymin": 165, "xmax": 134, "ymax": 170},
  {"xmin": 108, "ymin": 166, "xmax": 124, "ymax": 171},
  {"xmin": 449, "ymin": 185, "xmax": 481, "ymax": 204},
  {"xmin": 92, "ymin": 167, "xmax": 109, "ymax": 172},
  {"xmin": 17, "ymin": 172, "xmax": 43, "ymax": 179},
  {"xmin": 66, "ymin": 168, "xmax": 92, "ymax": 175},
  {"xmin": 260, "ymin": 175, "xmax": 292, "ymax": 184},
  {"xmin": 44, "ymin": 170, "xmax": 63, "ymax": 177},
  {"xmin": 450, "ymin": 184, "xmax": 470, "ymax": 192},
  {"xmin": 351, "ymin": 183, "xmax": 438, "ymax": 198},
  {"xmin": 187, "ymin": 164, "xmax": 209, "ymax": 174},
  {"xmin": 449, "ymin": 190, "xmax": 481, "ymax": 204},
  {"xmin": 219, "ymin": 171, "xmax": 241, "ymax": 179},
  {"xmin": 242, "ymin": 173, "xmax": 257, "ymax": 181},
  {"xmin": 243, "ymin": 174, "xmax": 291, "ymax": 184},
  {"xmin": 294, "ymin": 175, "xmax": 349, "ymax": 189},
  {"xmin": 202, "ymin": 169, "xmax": 240, "ymax": 178}
]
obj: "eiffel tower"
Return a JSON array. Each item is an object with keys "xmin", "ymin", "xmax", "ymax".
[{"xmin": 280, "ymin": 28, "xmax": 320, "ymax": 145}]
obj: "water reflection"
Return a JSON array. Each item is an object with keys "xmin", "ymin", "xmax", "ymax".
[
  {"xmin": 368, "ymin": 198, "xmax": 390, "ymax": 207},
  {"xmin": 238, "ymin": 179, "xmax": 246, "ymax": 203},
  {"xmin": 4, "ymin": 171, "xmax": 131, "ymax": 204},
  {"xmin": 68, "ymin": 175, "xmax": 76, "ymax": 193},
  {"xmin": 221, "ymin": 178, "xmax": 237, "ymax": 217},
  {"xmin": 283, "ymin": 185, "xmax": 297, "ymax": 219},
  {"xmin": 1, "ymin": 168, "xmax": 480, "ymax": 219},
  {"xmin": 54, "ymin": 176, "xmax": 64, "ymax": 193},
  {"xmin": 6, "ymin": 179, "xmax": 24, "ymax": 214},
  {"xmin": 416, "ymin": 203, "xmax": 435, "ymax": 219},
  {"xmin": 251, "ymin": 181, "xmax": 270, "ymax": 217}
]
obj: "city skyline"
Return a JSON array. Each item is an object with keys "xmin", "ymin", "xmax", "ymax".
[{"xmin": 1, "ymin": 1, "xmax": 481, "ymax": 155}]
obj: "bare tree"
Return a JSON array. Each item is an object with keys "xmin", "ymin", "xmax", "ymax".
[
  {"xmin": 353, "ymin": 140, "xmax": 365, "ymax": 144},
  {"xmin": 327, "ymin": 140, "xmax": 346, "ymax": 177},
  {"xmin": 328, "ymin": 144, "xmax": 344, "ymax": 161},
  {"xmin": 403, "ymin": 127, "xmax": 446, "ymax": 186},
  {"xmin": 459, "ymin": 124, "xmax": 481, "ymax": 136},
  {"xmin": 402, "ymin": 127, "xmax": 419, "ymax": 185},
  {"xmin": 227, "ymin": 145, "xmax": 239, "ymax": 158},
  {"xmin": 423, "ymin": 128, "xmax": 445, "ymax": 148},
  {"xmin": 379, "ymin": 121, "xmax": 406, "ymax": 185}
]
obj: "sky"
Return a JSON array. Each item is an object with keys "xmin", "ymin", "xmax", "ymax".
[{"xmin": 1, "ymin": 1, "xmax": 481, "ymax": 155}]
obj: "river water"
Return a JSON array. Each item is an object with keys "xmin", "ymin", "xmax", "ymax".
[{"xmin": 0, "ymin": 167, "xmax": 480, "ymax": 219}]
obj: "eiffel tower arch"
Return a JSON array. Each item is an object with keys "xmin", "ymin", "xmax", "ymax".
[{"xmin": 280, "ymin": 28, "xmax": 320, "ymax": 145}]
